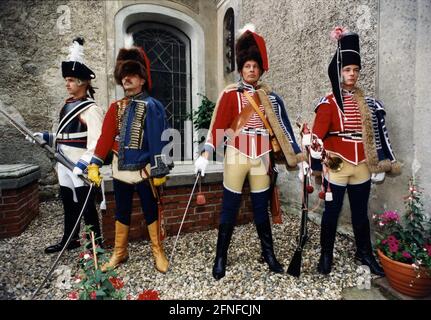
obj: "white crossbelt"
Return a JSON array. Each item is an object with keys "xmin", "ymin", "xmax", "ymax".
[{"xmin": 56, "ymin": 132, "xmax": 88, "ymax": 139}]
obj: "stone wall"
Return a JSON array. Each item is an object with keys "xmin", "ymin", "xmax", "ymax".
[{"xmin": 374, "ymin": 0, "xmax": 431, "ymax": 217}]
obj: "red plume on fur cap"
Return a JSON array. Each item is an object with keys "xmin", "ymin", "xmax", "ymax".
[
  {"xmin": 236, "ymin": 24, "xmax": 268, "ymax": 72},
  {"xmin": 114, "ymin": 35, "xmax": 152, "ymax": 92}
]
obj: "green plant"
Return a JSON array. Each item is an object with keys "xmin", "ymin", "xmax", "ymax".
[
  {"xmin": 68, "ymin": 226, "xmax": 125, "ymax": 300},
  {"xmin": 190, "ymin": 93, "xmax": 216, "ymax": 131},
  {"xmin": 373, "ymin": 178, "xmax": 431, "ymax": 274}
]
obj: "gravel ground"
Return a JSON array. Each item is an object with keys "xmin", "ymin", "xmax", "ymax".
[{"xmin": 0, "ymin": 200, "xmax": 375, "ymax": 300}]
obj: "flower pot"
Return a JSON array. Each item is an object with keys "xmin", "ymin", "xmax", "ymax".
[{"xmin": 377, "ymin": 249, "xmax": 431, "ymax": 298}]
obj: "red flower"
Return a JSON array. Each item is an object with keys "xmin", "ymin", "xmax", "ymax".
[
  {"xmin": 109, "ymin": 277, "xmax": 124, "ymax": 290},
  {"xmin": 90, "ymin": 291, "xmax": 97, "ymax": 300},
  {"xmin": 136, "ymin": 290, "xmax": 160, "ymax": 300},
  {"xmin": 425, "ymin": 243, "xmax": 431, "ymax": 256},
  {"xmin": 68, "ymin": 291, "xmax": 78, "ymax": 300}
]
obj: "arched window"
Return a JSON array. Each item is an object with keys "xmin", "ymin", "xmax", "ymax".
[
  {"xmin": 128, "ymin": 22, "xmax": 192, "ymax": 161},
  {"xmin": 223, "ymin": 8, "xmax": 235, "ymax": 74}
]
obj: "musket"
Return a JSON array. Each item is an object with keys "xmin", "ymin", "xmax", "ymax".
[
  {"xmin": 287, "ymin": 122, "xmax": 311, "ymax": 277},
  {"xmin": 0, "ymin": 104, "xmax": 91, "ymax": 185}
]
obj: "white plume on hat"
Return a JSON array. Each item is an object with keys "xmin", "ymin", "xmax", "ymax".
[
  {"xmin": 124, "ymin": 33, "xmax": 135, "ymax": 49},
  {"xmin": 237, "ymin": 23, "xmax": 255, "ymax": 38},
  {"xmin": 67, "ymin": 39, "xmax": 85, "ymax": 64}
]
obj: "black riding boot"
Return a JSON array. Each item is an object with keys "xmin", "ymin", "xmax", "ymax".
[
  {"xmin": 347, "ymin": 181, "xmax": 385, "ymax": 277},
  {"xmin": 352, "ymin": 221, "xmax": 385, "ymax": 276},
  {"xmin": 212, "ymin": 223, "xmax": 235, "ymax": 280},
  {"xmin": 44, "ymin": 186, "xmax": 81, "ymax": 254},
  {"xmin": 317, "ymin": 225, "xmax": 337, "ymax": 275},
  {"xmin": 317, "ymin": 181, "xmax": 346, "ymax": 274},
  {"xmin": 255, "ymin": 219, "xmax": 284, "ymax": 273}
]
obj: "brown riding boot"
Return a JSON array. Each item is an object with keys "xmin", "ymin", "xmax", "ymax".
[
  {"xmin": 101, "ymin": 221, "xmax": 129, "ymax": 272},
  {"xmin": 147, "ymin": 221, "xmax": 169, "ymax": 273}
]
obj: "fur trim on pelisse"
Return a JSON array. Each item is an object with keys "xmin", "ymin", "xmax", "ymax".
[
  {"xmin": 388, "ymin": 161, "xmax": 402, "ymax": 176},
  {"xmin": 296, "ymin": 152, "xmax": 307, "ymax": 163},
  {"xmin": 257, "ymin": 83, "xmax": 271, "ymax": 94},
  {"xmin": 377, "ymin": 159, "xmax": 392, "ymax": 172},
  {"xmin": 256, "ymin": 88, "xmax": 298, "ymax": 168},
  {"xmin": 354, "ymin": 88, "xmax": 380, "ymax": 172}
]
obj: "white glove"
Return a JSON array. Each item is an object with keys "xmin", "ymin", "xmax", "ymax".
[
  {"xmin": 302, "ymin": 134, "xmax": 312, "ymax": 146},
  {"xmin": 26, "ymin": 132, "xmax": 43, "ymax": 143},
  {"xmin": 297, "ymin": 161, "xmax": 309, "ymax": 182},
  {"xmin": 371, "ymin": 172, "xmax": 385, "ymax": 183},
  {"xmin": 194, "ymin": 156, "xmax": 209, "ymax": 176},
  {"xmin": 310, "ymin": 138, "xmax": 323, "ymax": 159},
  {"xmin": 72, "ymin": 166, "xmax": 84, "ymax": 176}
]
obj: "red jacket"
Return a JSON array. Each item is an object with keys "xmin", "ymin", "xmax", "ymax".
[
  {"xmin": 205, "ymin": 82, "xmax": 271, "ymax": 158},
  {"xmin": 312, "ymin": 92, "xmax": 366, "ymax": 165},
  {"xmin": 92, "ymin": 98, "xmax": 127, "ymax": 162}
]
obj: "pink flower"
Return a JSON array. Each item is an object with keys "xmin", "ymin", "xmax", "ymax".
[
  {"xmin": 68, "ymin": 291, "xmax": 78, "ymax": 300},
  {"xmin": 383, "ymin": 210, "xmax": 400, "ymax": 221},
  {"xmin": 330, "ymin": 26, "xmax": 348, "ymax": 41},
  {"xmin": 389, "ymin": 242, "xmax": 399, "ymax": 253},
  {"xmin": 90, "ymin": 291, "xmax": 97, "ymax": 300},
  {"xmin": 387, "ymin": 235, "xmax": 397, "ymax": 243},
  {"xmin": 402, "ymin": 251, "xmax": 412, "ymax": 259}
]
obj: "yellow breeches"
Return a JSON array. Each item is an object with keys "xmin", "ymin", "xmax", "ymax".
[
  {"xmin": 223, "ymin": 147, "xmax": 270, "ymax": 193},
  {"xmin": 326, "ymin": 159, "xmax": 371, "ymax": 186}
]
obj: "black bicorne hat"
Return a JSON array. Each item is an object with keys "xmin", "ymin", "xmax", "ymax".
[{"xmin": 61, "ymin": 37, "xmax": 96, "ymax": 80}]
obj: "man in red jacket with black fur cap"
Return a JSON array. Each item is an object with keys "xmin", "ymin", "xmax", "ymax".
[
  {"xmin": 195, "ymin": 25, "xmax": 304, "ymax": 280},
  {"xmin": 87, "ymin": 35, "xmax": 171, "ymax": 273}
]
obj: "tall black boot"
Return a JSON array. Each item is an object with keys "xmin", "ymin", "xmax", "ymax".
[
  {"xmin": 255, "ymin": 219, "xmax": 284, "ymax": 273},
  {"xmin": 212, "ymin": 223, "xmax": 235, "ymax": 280},
  {"xmin": 45, "ymin": 186, "xmax": 81, "ymax": 254},
  {"xmin": 353, "ymin": 224, "xmax": 385, "ymax": 276},
  {"xmin": 317, "ymin": 225, "xmax": 337, "ymax": 275},
  {"xmin": 75, "ymin": 186, "xmax": 103, "ymax": 247},
  {"xmin": 317, "ymin": 181, "xmax": 346, "ymax": 275},
  {"xmin": 347, "ymin": 181, "xmax": 385, "ymax": 277}
]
